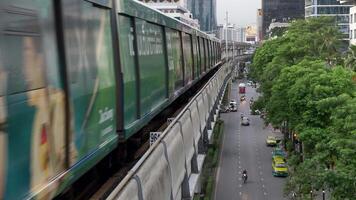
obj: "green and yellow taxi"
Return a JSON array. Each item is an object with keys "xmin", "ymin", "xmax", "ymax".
[
  {"xmin": 272, "ymin": 157, "xmax": 288, "ymax": 177},
  {"xmin": 272, "ymin": 147, "xmax": 287, "ymax": 159}
]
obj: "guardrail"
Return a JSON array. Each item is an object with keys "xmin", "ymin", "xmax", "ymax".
[{"xmin": 107, "ymin": 62, "xmax": 232, "ymax": 200}]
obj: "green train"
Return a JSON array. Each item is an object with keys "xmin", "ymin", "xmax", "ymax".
[{"xmin": 0, "ymin": 0, "xmax": 221, "ymax": 199}]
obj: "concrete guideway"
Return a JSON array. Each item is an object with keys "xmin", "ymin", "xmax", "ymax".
[
  {"xmin": 215, "ymin": 82, "xmax": 286, "ymax": 200},
  {"xmin": 107, "ymin": 62, "xmax": 232, "ymax": 200}
]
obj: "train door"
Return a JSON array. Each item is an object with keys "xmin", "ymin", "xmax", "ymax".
[
  {"xmin": 60, "ymin": 0, "xmax": 117, "ymax": 168},
  {"xmin": 0, "ymin": 0, "xmax": 67, "ymax": 199}
]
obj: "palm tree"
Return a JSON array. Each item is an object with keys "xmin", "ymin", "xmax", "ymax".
[
  {"xmin": 318, "ymin": 27, "xmax": 341, "ymax": 67},
  {"xmin": 345, "ymin": 45, "xmax": 356, "ymax": 71}
]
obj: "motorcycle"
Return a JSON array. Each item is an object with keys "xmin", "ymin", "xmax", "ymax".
[{"xmin": 242, "ymin": 173, "xmax": 248, "ymax": 183}]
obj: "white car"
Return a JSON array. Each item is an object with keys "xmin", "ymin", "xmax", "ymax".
[{"xmin": 229, "ymin": 100, "xmax": 238, "ymax": 112}]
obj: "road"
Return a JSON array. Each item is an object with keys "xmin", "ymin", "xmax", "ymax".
[{"xmin": 215, "ymin": 81, "xmax": 286, "ymax": 200}]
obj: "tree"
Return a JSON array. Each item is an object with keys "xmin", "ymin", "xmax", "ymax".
[
  {"xmin": 344, "ymin": 45, "xmax": 356, "ymax": 71},
  {"xmin": 249, "ymin": 17, "xmax": 356, "ymax": 198}
]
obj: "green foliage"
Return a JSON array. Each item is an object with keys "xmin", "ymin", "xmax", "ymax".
[
  {"xmin": 344, "ymin": 45, "xmax": 356, "ymax": 71},
  {"xmin": 269, "ymin": 26, "xmax": 288, "ymax": 38},
  {"xmin": 250, "ymin": 16, "xmax": 356, "ymax": 199},
  {"xmin": 199, "ymin": 120, "xmax": 224, "ymax": 200}
]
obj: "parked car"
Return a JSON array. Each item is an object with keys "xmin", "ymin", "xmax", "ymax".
[
  {"xmin": 241, "ymin": 116, "xmax": 250, "ymax": 126},
  {"xmin": 266, "ymin": 136, "xmax": 277, "ymax": 147},
  {"xmin": 272, "ymin": 147, "xmax": 287, "ymax": 159},
  {"xmin": 229, "ymin": 100, "xmax": 238, "ymax": 112},
  {"xmin": 272, "ymin": 157, "xmax": 288, "ymax": 177}
]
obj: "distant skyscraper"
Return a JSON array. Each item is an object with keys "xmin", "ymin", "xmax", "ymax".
[
  {"xmin": 187, "ymin": 0, "xmax": 217, "ymax": 32},
  {"xmin": 306, "ymin": 0, "xmax": 353, "ymax": 39},
  {"xmin": 217, "ymin": 24, "xmax": 246, "ymax": 43},
  {"xmin": 262, "ymin": 0, "xmax": 305, "ymax": 39}
]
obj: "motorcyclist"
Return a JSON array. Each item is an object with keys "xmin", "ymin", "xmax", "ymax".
[
  {"xmin": 242, "ymin": 169, "xmax": 247, "ymax": 176},
  {"xmin": 242, "ymin": 169, "xmax": 248, "ymax": 183}
]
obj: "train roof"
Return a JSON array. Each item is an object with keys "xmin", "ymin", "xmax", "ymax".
[{"xmin": 116, "ymin": 0, "xmax": 220, "ymax": 42}]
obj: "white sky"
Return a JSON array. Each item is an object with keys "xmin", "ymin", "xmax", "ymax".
[{"xmin": 217, "ymin": 0, "xmax": 261, "ymax": 27}]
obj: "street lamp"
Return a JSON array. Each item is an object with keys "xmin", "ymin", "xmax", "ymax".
[{"xmin": 322, "ymin": 190, "xmax": 325, "ymax": 200}]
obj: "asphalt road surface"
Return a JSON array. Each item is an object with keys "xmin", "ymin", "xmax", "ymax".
[{"xmin": 215, "ymin": 81, "xmax": 287, "ymax": 200}]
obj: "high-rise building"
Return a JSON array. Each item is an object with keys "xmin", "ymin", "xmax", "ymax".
[
  {"xmin": 137, "ymin": 0, "xmax": 200, "ymax": 29},
  {"xmin": 187, "ymin": 0, "xmax": 217, "ymax": 32},
  {"xmin": 262, "ymin": 0, "xmax": 305, "ymax": 39},
  {"xmin": 306, "ymin": 0, "xmax": 353, "ymax": 38},
  {"xmin": 217, "ymin": 24, "xmax": 246, "ymax": 43},
  {"xmin": 338, "ymin": 0, "xmax": 356, "ymax": 44}
]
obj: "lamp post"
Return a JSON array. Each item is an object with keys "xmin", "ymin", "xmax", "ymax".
[{"xmin": 322, "ymin": 190, "xmax": 325, "ymax": 200}]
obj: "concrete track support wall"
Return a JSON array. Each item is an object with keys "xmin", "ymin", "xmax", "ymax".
[{"xmin": 108, "ymin": 62, "xmax": 232, "ymax": 200}]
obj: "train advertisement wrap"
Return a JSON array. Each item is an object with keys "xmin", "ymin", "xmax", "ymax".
[{"xmin": 0, "ymin": 0, "xmax": 221, "ymax": 199}]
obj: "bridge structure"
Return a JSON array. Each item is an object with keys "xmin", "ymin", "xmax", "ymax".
[{"xmin": 107, "ymin": 59, "xmax": 234, "ymax": 200}]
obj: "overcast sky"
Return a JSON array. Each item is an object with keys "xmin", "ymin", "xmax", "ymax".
[{"xmin": 217, "ymin": 0, "xmax": 261, "ymax": 27}]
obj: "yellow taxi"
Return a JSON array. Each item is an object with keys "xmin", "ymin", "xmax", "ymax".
[
  {"xmin": 272, "ymin": 156, "xmax": 288, "ymax": 177},
  {"xmin": 266, "ymin": 136, "xmax": 277, "ymax": 146}
]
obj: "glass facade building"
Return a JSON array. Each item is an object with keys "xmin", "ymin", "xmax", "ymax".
[
  {"xmin": 187, "ymin": 0, "xmax": 217, "ymax": 32},
  {"xmin": 305, "ymin": 0, "xmax": 353, "ymax": 37},
  {"xmin": 262, "ymin": 0, "xmax": 305, "ymax": 39}
]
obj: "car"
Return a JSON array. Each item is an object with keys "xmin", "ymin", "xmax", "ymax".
[
  {"xmin": 272, "ymin": 157, "xmax": 289, "ymax": 177},
  {"xmin": 241, "ymin": 116, "xmax": 250, "ymax": 126},
  {"xmin": 247, "ymin": 81, "xmax": 254, "ymax": 86},
  {"xmin": 266, "ymin": 136, "xmax": 278, "ymax": 147},
  {"xmin": 240, "ymin": 95, "xmax": 246, "ymax": 102},
  {"xmin": 229, "ymin": 100, "xmax": 237, "ymax": 111},
  {"xmin": 272, "ymin": 147, "xmax": 287, "ymax": 159}
]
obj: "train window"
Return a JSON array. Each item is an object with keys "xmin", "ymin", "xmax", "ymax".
[
  {"xmin": 199, "ymin": 37, "xmax": 205, "ymax": 72},
  {"xmin": 192, "ymin": 36, "xmax": 198, "ymax": 79},
  {"xmin": 213, "ymin": 42, "xmax": 216, "ymax": 64},
  {"xmin": 165, "ymin": 28, "xmax": 183, "ymax": 95},
  {"xmin": 118, "ymin": 15, "xmax": 138, "ymax": 126},
  {"xmin": 62, "ymin": 0, "xmax": 116, "ymax": 155},
  {"xmin": 0, "ymin": 4, "xmax": 46, "ymax": 94},
  {"xmin": 135, "ymin": 19, "xmax": 166, "ymax": 115},
  {"xmin": 204, "ymin": 39, "xmax": 209, "ymax": 69},
  {"xmin": 182, "ymin": 33, "xmax": 193, "ymax": 84},
  {"xmin": 209, "ymin": 40, "xmax": 214, "ymax": 67},
  {"xmin": 196, "ymin": 37, "xmax": 201, "ymax": 76}
]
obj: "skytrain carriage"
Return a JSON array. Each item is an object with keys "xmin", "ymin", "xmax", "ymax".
[{"xmin": 0, "ymin": 0, "xmax": 221, "ymax": 199}]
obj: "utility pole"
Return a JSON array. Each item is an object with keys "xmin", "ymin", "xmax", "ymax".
[{"xmin": 225, "ymin": 11, "xmax": 228, "ymax": 60}]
